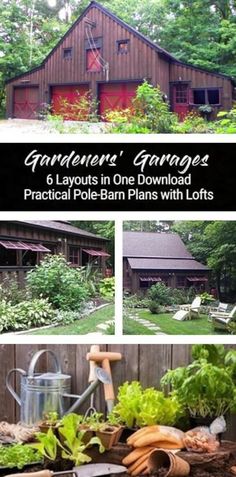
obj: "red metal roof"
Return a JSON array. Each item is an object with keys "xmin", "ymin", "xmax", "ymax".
[
  {"xmin": 0, "ymin": 240, "xmax": 51, "ymax": 252},
  {"xmin": 82, "ymin": 249, "xmax": 110, "ymax": 257}
]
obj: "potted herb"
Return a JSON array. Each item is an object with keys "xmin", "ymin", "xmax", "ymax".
[
  {"xmin": 82, "ymin": 412, "xmax": 123, "ymax": 449},
  {"xmin": 32, "ymin": 413, "xmax": 104, "ymax": 471},
  {"xmin": 161, "ymin": 345, "xmax": 236, "ymax": 426},
  {"xmin": 38, "ymin": 411, "xmax": 60, "ymax": 434}
]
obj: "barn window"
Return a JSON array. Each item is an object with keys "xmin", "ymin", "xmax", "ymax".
[
  {"xmin": 86, "ymin": 49, "xmax": 102, "ymax": 72},
  {"xmin": 193, "ymin": 89, "xmax": 205, "ymax": 104},
  {"xmin": 208, "ymin": 89, "xmax": 220, "ymax": 105},
  {"xmin": 69, "ymin": 246, "xmax": 79, "ymax": 265},
  {"xmin": 192, "ymin": 88, "xmax": 220, "ymax": 105},
  {"xmin": 117, "ymin": 40, "xmax": 130, "ymax": 54},
  {"xmin": 63, "ymin": 48, "xmax": 72, "ymax": 59}
]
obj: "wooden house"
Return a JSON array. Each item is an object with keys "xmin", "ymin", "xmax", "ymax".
[
  {"xmin": 5, "ymin": 1, "xmax": 233, "ymax": 120},
  {"xmin": 123, "ymin": 231, "xmax": 209, "ymax": 295},
  {"xmin": 0, "ymin": 220, "xmax": 110, "ymax": 286}
]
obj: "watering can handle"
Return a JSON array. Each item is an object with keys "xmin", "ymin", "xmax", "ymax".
[
  {"xmin": 28, "ymin": 349, "xmax": 62, "ymax": 376},
  {"xmin": 6, "ymin": 368, "xmax": 26, "ymax": 406}
]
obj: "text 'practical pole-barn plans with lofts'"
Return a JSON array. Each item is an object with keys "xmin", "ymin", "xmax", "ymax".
[
  {"xmin": 0, "ymin": 221, "xmax": 110, "ymax": 287},
  {"xmin": 5, "ymin": 1, "xmax": 234, "ymax": 120}
]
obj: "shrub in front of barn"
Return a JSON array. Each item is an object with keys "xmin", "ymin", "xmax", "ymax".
[
  {"xmin": 106, "ymin": 81, "xmax": 178, "ymax": 133},
  {"xmin": 147, "ymin": 282, "xmax": 173, "ymax": 314},
  {"xmin": 26, "ymin": 254, "xmax": 90, "ymax": 311}
]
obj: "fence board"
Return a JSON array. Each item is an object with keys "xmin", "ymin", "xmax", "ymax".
[{"xmin": 0, "ymin": 345, "xmax": 15, "ymax": 422}]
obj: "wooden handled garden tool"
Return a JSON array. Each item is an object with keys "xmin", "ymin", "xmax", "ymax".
[
  {"xmin": 86, "ymin": 350, "xmax": 122, "ymax": 413},
  {"xmin": 7, "ymin": 463, "xmax": 127, "ymax": 477}
]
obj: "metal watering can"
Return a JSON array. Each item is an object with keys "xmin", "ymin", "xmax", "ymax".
[{"xmin": 6, "ymin": 349, "xmax": 110, "ymax": 425}]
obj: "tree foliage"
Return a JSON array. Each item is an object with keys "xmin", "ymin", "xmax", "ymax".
[{"xmin": 172, "ymin": 221, "xmax": 236, "ymax": 300}]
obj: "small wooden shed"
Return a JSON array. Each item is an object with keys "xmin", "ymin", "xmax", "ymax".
[
  {"xmin": 5, "ymin": 1, "xmax": 233, "ymax": 120},
  {"xmin": 0, "ymin": 220, "xmax": 110, "ymax": 286},
  {"xmin": 123, "ymin": 232, "xmax": 209, "ymax": 295}
]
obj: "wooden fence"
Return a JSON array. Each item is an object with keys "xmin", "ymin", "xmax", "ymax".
[{"xmin": 0, "ymin": 343, "xmax": 236, "ymax": 439}]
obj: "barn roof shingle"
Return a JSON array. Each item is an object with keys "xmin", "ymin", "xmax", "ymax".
[
  {"xmin": 16, "ymin": 221, "xmax": 108, "ymax": 241},
  {"xmin": 123, "ymin": 231, "xmax": 193, "ymax": 259}
]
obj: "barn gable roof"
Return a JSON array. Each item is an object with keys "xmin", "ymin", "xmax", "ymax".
[
  {"xmin": 15, "ymin": 220, "xmax": 108, "ymax": 241},
  {"xmin": 123, "ymin": 231, "xmax": 193, "ymax": 259},
  {"xmin": 123, "ymin": 231, "xmax": 208, "ymax": 272},
  {"xmin": 6, "ymin": 1, "xmax": 232, "ymax": 84}
]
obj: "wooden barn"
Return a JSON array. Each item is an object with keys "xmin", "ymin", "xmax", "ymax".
[
  {"xmin": 123, "ymin": 231, "xmax": 209, "ymax": 295},
  {"xmin": 0, "ymin": 220, "xmax": 110, "ymax": 286},
  {"xmin": 5, "ymin": 1, "xmax": 233, "ymax": 120}
]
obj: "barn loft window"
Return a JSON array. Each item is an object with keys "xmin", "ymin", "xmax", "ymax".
[
  {"xmin": 192, "ymin": 88, "xmax": 220, "ymax": 105},
  {"xmin": 86, "ymin": 48, "xmax": 102, "ymax": 72},
  {"xmin": 85, "ymin": 37, "xmax": 102, "ymax": 72},
  {"xmin": 63, "ymin": 48, "xmax": 72, "ymax": 59},
  {"xmin": 117, "ymin": 39, "xmax": 130, "ymax": 54}
]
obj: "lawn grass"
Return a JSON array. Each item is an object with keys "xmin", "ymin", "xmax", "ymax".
[
  {"xmin": 123, "ymin": 318, "xmax": 156, "ymax": 335},
  {"xmin": 29, "ymin": 304, "xmax": 114, "ymax": 335},
  {"xmin": 124, "ymin": 309, "xmax": 219, "ymax": 335}
]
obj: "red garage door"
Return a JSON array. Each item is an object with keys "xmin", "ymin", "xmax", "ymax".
[
  {"xmin": 99, "ymin": 82, "xmax": 139, "ymax": 118},
  {"xmin": 51, "ymin": 85, "xmax": 89, "ymax": 120},
  {"xmin": 13, "ymin": 87, "xmax": 39, "ymax": 119}
]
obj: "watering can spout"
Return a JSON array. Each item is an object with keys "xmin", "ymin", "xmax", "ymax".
[{"xmin": 65, "ymin": 367, "xmax": 111, "ymax": 415}]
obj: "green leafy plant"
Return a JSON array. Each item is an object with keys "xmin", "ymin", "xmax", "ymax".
[
  {"xmin": 0, "ymin": 443, "xmax": 41, "ymax": 469},
  {"xmin": 199, "ymin": 292, "xmax": 215, "ymax": 305},
  {"xmin": 147, "ymin": 283, "xmax": 173, "ymax": 306},
  {"xmin": 215, "ymin": 108, "xmax": 236, "ymax": 133},
  {"xmin": 0, "ymin": 298, "xmax": 56, "ymax": 332},
  {"xmin": 161, "ymin": 349, "xmax": 236, "ymax": 418},
  {"xmin": 110, "ymin": 381, "xmax": 183, "ymax": 428},
  {"xmin": 33, "ymin": 413, "xmax": 104, "ymax": 467},
  {"xmin": 99, "ymin": 277, "xmax": 115, "ymax": 300},
  {"xmin": 148, "ymin": 301, "xmax": 163, "ymax": 314},
  {"xmin": 173, "ymin": 112, "xmax": 214, "ymax": 133},
  {"xmin": 26, "ymin": 254, "xmax": 89, "ymax": 310}
]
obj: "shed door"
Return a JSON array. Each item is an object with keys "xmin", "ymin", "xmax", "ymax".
[
  {"xmin": 51, "ymin": 84, "xmax": 89, "ymax": 120},
  {"xmin": 99, "ymin": 82, "xmax": 139, "ymax": 117},
  {"xmin": 13, "ymin": 87, "xmax": 39, "ymax": 119},
  {"xmin": 172, "ymin": 83, "xmax": 189, "ymax": 120}
]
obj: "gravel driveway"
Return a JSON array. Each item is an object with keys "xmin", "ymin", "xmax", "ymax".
[{"xmin": 0, "ymin": 119, "xmax": 109, "ymax": 135}]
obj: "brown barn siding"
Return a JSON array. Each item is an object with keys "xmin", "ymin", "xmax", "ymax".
[
  {"xmin": 1, "ymin": 343, "xmax": 236, "ymax": 439},
  {"xmin": 170, "ymin": 62, "xmax": 232, "ymax": 110},
  {"xmin": 6, "ymin": 3, "xmax": 232, "ymax": 116}
]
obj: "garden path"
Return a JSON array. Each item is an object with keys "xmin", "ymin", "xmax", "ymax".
[{"xmin": 129, "ymin": 312, "xmax": 167, "ymax": 335}]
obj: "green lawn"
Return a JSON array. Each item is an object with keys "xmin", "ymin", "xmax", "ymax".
[
  {"xmin": 124, "ymin": 309, "xmax": 219, "ymax": 335},
  {"xmin": 29, "ymin": 304, "xmax": 114, "ymax": 335}
]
